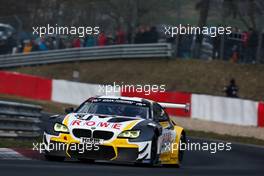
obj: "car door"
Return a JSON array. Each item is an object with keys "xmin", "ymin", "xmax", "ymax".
[{"xmin": 153, "ymin": 103, "xmax": 176, "ymax": 155}]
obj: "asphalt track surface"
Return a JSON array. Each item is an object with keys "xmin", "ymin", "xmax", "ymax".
[{"xmin": 0, "ymin": 138, "xmax": 263, "ymax": 176}]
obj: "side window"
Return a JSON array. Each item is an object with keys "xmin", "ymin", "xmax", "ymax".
[
  {"xmin": 153, "ymin": 103, "xmax": 169, "ymax": 122},
  {"xmin": 153, "ymin": 103, "xmax": 161, "ymax": 119},
  {"xmin": 161, "ymin": 109, "xmax": 169, "ymax": 122}
]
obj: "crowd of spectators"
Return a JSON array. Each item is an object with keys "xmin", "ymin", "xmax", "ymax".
[
  {"xmin": 0, "ymin": 24, "xmax": 263, "ymax": 64},
  {"xmin": 9, "ymin": 26, "xmax": 160, "ymax": 54},
  {"xmin": 212, "ymin": 27, "xmax": 261, "ymax": 63},
  {"xmin": 170, "ymin": 26, "xmax": 263, "ymax": 63}
]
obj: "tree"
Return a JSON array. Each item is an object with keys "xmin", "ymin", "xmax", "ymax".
[
  {"xmin": 193, "ymin": 0, "xmax": 210, "ymax": 58},
  {"xmin": 223, "ymin": 0, "xmax": 263, "ymax": 62},
  {"xmin": 223, "ymin": 0, "xmax": 263, "ymax": 31}
]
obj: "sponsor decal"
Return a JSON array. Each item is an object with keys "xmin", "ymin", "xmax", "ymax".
[
  {"xmin": 70, "ymin": 120, "xmax": 122, "ymax": 130},
  {"xmin": 162, "ymin": 132, "xmax": 172, "ymax": 143},
  {"xmin": 91, "ymin": 98, "xmax": 148, "ymax": 107},
  {"xmin": 160, "ymin": 132, "xmax": 173, "ymax": 153}
]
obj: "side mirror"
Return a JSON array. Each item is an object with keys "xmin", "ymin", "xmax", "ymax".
[
  {"xmin": 158, "ymin": 109, "xmax": 169, "ymax": 122},
  {"xmin": 65, "ymin": 107, "xmax": 74, "ymax": 114}
]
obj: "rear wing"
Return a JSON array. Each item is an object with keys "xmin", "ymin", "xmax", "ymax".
[{"xmin": 158, "ymin": 102, "xmax": 190, "ymax": 112}]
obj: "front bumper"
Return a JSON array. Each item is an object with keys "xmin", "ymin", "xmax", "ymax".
[
  {"xmin": 68, "ymin": 144, "xmax": 138, "ymax": 161},
  {"xmin": 43, "ymin": 132, "xmax": 150, "ymax": 162}
]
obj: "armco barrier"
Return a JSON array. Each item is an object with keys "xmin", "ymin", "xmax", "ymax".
[
  {"xmin": 0, "ymin": 100, "xmax": 42, "ymax": 138},
  {"xmin": 0, "ymin": 43, "xmax": 172, "ymax": 68}
]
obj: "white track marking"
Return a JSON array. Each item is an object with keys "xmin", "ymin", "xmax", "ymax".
[{"xmin": 0, "ymin": 148, "xmax": 30, "ymax": 160}]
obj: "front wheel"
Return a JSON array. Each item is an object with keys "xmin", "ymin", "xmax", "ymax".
[
  {"xmin": 135, "ymin": 135, "xmax": 159, "ymax": 167},
  {"xmin": 175, "ymin": 133, "xmax": 186, "ymax": 167},
  {"xmin": 150, "ymin": 135, "xmax": 159, "ymax": 166}
]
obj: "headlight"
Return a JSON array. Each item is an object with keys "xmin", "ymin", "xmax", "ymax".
[
  {"xmin": 54, "ymin": 123, "xmax": 69, "ymax": 133},
  {"xmin": 118, "ymin": 130, "xmax": 140, "ymax": 139}
]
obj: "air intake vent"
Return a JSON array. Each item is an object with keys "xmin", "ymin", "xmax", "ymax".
[
  {"xmin": 93, "ymin": 130, "xmax": 114, "ymax": 140},
  {"xmin": 108, "ymin": 118, "xmax": 134, "ymax": 123}
]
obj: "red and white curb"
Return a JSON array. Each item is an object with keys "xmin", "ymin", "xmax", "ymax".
[
  {"xmin": 1, "ymin": 70, "xmax": 264, "ymax": 127},
  {"xmin": 0, "ymin": 148, "xmax": 42, "ymax": 160}
]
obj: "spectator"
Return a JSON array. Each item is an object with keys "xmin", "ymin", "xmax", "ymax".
[
  {"xmin": 127, "ymin": 30, "xmax": 132, "ymax": 44},
  {"xmin": 72, "ymin": 38, "xmax": 81, "ymax": 48},
  {"xmin": 115, "ymin": 28, "xmax": 126, "ymax": 44},
  {"xmin": 142, "ymin": 26, "xmax": 151, "ymax": 43},
  {"xmin": 31, "ymin": 39, "xmax": 39, "ymax": 52},
  {"xmin": 135, "ymin": 27, "xmax": 145, "ymax": 44},
  {"xmin": 38, "ymin": 38, "xmax": 48, "ymax": 51},
  {"xmin": 212, "ymin": 33, "xmax": 220, "ymax": 59},
  {"xmin": 97, "ymin": 32, "xmax": 107, "ymax": 46},
  {"xmin": 148, "ymin": 26, "xmax": 159, "ymax": 43},
  {"xmin": 231, "ymin": 45, "xmax": 239, "ymax": 63},
  {"xmin": 224, "ymin": 79, "xmax": 239, "ymax": 98},
  {"xmin": 178, "ymin": 34, "xmax": 193, "ymax": 58},
  {"xmin": 85, "ymin": 35, "xmax": 96, "ymax": 47},
  {"xmin": 17, "ymin": 40, "xmax": 24, "ymax": 53},
  {"xmin": 44, "ymin": 37, "xmax": 54, "ymax": 50},
  {"xmin": 135, "ymin": 25, "xmax": 159, "ymax": 44},
  {"xmin": 58, "ymin": 38, "xmax": 67, "ymax": 49},
  {"xmin": 242, "ymin": 31, "xmax": 250, "ymax": 48},
  {"xmin": 106, "ymin": 34, "xmax": 114, "ymax": 45},
  {"xmin": 64, "ymin": 39, "xmax": 72, "ymax": 48},
  {"xmin": 51, "ymin": 37, "xmax": 58, "ymax": 49},
  {"xmin": 23, "ymin": 40, "xmax": 32, "ymax": 53}
]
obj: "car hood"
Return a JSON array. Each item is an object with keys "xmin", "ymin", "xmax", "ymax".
[{"xmin": 63, "ymin": 113, "xmax": 144, "ymax": 133}]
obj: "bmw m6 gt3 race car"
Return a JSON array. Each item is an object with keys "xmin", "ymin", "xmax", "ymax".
[{"xmin": 43, "ymin": 96, "xmax": 188, "ymax": 166}]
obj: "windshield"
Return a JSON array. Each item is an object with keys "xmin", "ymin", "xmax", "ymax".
[{"xmin": 76, "ymin": 101, "xmax": 149, "ymax": 119}]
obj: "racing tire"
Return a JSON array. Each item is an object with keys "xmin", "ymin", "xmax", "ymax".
[
  {"xmin": 44, "ymin": 154, "xmax": 65, "ymax": 162},
  {"xmin": 134, "ymin": 135, "xmax": 158, "ymax": 167},
  {"xmin": 150, "ymin": 135, "xmax": 159, "ymax": 166},
  {"xmin": 176, "ymin": 133, "xmax": 186, "ymax": 167}
]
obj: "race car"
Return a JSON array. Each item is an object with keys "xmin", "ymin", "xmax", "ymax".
[{"xmin": 43, "ymin": 96, "xmax": 188, "ymax": 166}]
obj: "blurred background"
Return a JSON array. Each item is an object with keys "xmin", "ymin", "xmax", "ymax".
[{"xmin": 0, "ymin": 0, "xmax": 263, "ymax": 63}]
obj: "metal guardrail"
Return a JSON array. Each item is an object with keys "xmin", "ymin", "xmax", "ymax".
[
  {"xmin": 0, "ymin": 43, "xmax": 172, "ymax": 68},
  {"xmin": 0, "ymin": 100, "xmax": 42, "ymax": 138}
]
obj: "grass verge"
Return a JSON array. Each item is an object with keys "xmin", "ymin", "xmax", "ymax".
[
  {"xmin": 0, "ymin": 138, "xmax": 41, "ymax": 148},
  {"xmin": 0, "ymin": 94, "xmax": 74, "ymax": 114}
]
